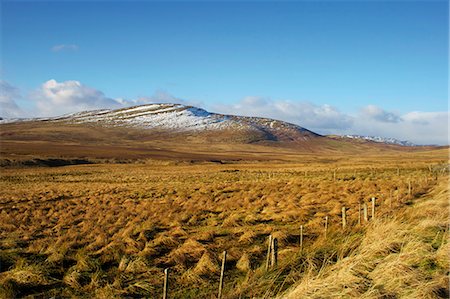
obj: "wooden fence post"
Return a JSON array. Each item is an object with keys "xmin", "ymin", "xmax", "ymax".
[
  {"xmin": 371, "ymin": 197, "xmax": 376, "ymax": 219},
  {"xmin": 266, "ymin": 235, "xmax": 272, "ymax": 271},
  {"xmin": 271, "ymin": 238, "xmax": 278, "ymax": 268},
  {"xmin": 218, "ymin": 251, "xmax": 227, "ymax": 299},
  {"xmin": 363, "ymin": 203, "xmax": 368, "ymax": 222},
  {"xmin": 342, "ymin": 207, "xmax": 347, "ymax": 228},
  {"xmin": 324, "ymin": 216, "xmax": 328, "ymax": 238},
  {"xmin": 163, "ymin": 268, "xmax": 169, "ymax": 299}
]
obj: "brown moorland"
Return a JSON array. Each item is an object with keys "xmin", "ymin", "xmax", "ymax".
[
  {"xmin": 0, "ymin": 121, "xmax": 448, "ymax": 298},
  {"xmin": 0, "ymin": 121, "xmax": 444, "ymax": 164}
]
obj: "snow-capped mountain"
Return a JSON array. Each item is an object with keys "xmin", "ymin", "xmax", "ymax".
[
  {"xmin": 341, "ymin": 135, "xmax": 416, "ymax": 146},
  {"xmin": 1, "ymin": 104, "xmax": 422, "ymax": 147},
  {"xmin": 1, "ymin": 103, "xmax": 320, "ymax": 142}
]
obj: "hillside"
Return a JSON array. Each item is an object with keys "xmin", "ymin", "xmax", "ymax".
[
  {"xmin": 0, "ymin": 104, "xmax": 443, "ymax": 165},
  {"xmin": 0, "ymin": 103, "xmax": 320, "ymax": 142}
]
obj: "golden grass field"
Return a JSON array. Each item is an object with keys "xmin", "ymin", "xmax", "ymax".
[{"xmin": 0, "ymin": 145, "xmax": 448, "ymax": 298}]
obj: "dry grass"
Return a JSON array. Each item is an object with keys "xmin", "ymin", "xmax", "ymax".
[
  {"xmin": 0, "ymin": 152, "xmax": 448, "ymax": 298},
  {"xmin": 281, "ymin": 179, "xmax": 449, "ymax": 299}
]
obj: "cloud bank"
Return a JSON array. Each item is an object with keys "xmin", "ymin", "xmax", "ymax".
[
  {"xmin": 212, "ymin": 97, "xmax": 353, "ymax": 133},
  {"xmin": 361, "ymin": 105, "xmax": 402, "ymax": 123},
  {"xmin": 0, "ymin": 81, "xmax": 25, "ymax": 118},
  {"xmin": 211, "ymin": 97, "xmax": 448, "ymax": 145},
  {"xmin": 29, "ymin": 79, "xmax": 199, "ymax": 117},
  {"xmin": 1, "ymin": 79, "xmax": 448, "ymax": 145},
  {"xmin": 32, "ymin": 79, "xmax": 122, "ymax": 116}
]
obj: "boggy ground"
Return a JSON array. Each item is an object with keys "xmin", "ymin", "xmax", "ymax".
[{"xmin": 0, "ymin": 153, "xmax": 448, "ymax": 298}]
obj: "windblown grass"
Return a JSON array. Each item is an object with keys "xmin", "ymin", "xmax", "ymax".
[
  {"xmin": 0, "ymin": 154, "xmax": 448, "ymax": 298},
  {"xmin": 280, "ymin": 179, "xmax": 449, "ymax": 299}
]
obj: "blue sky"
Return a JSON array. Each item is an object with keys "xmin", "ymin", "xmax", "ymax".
[{"xmin": 1, "ymin": 0, "xmax": 448, "ymax": 144}]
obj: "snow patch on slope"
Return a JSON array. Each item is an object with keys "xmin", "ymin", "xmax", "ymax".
[{"xmin": 54, "ymin": 104, "xmax": 233, "ymax": 131}]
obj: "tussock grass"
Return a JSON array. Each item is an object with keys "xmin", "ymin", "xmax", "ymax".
[
  {"xmin": 0, "ymin": 156, "xmax": 448, "ymax": 297},
  {"xmin": 281, "ymin": 179, "xmax": 449, "ymax": 299},
  {"xmin": 236, "ymin": 253, "xmax": 252, "ymax": 272},
  {"xmin": 168, "ymin": 239, "xmax": 206, "ymax": 267},
  {"xmin": 192, "ymin": 252, "xmax": 220, "ymax": 277}
]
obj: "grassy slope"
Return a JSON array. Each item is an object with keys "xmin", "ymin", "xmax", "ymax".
[
  {"xmin": 281, "ymin": 179, "xmax": 449, "ymax": 299},
  {"xmin": 1, "ymin": 122, "xmax": 446, "ymax": 164}
]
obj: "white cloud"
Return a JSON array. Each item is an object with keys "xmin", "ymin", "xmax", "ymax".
[
  {"xmin": 360, "ymin": 105, "xmax": 402, "ymax": 123},
  {"xmin": 51, "ymin": 44, "xmax": 79, "ymax": 52},
  {"xmin": 32, "ymin": 79, "xmax": 122, "ymax": 116},
  {"xmin": 0, "ymin": 80, "xmax": 25, "ymax": 118},
  {"xmin": 211, "ymin": 99, "xmax": 448, "ymax": 145},
  {"xmin": 30, "ymin": 80, "xmax": 197, "ymax": 117},
  {"xmin": 210, "ymin": 96, "xmax": 353, "ymax": 133},
  {"xmin": 386, "ymin": 111, "xmax": 448, "ymax": 145},
  {"xmin": 328, "ymin": 106, "xmax": 448, "ymax": 145}
]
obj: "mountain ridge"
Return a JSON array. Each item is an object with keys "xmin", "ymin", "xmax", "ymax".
[
  {"xmin": 1, "ymin": 103, "xmax": 424, "ymax": 147},
  {"xmin": 0, "ymin": 103, "xmax": 321, "ymax": 143}
]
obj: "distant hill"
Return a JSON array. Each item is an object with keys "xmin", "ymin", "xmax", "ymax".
[
  {"xmin": 338, "ymin": 135, "xmax": 417, "ymax": 146},
  {"xmin": 0, "ymin": 103, "xmax": 443, "ymax": 164}
]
